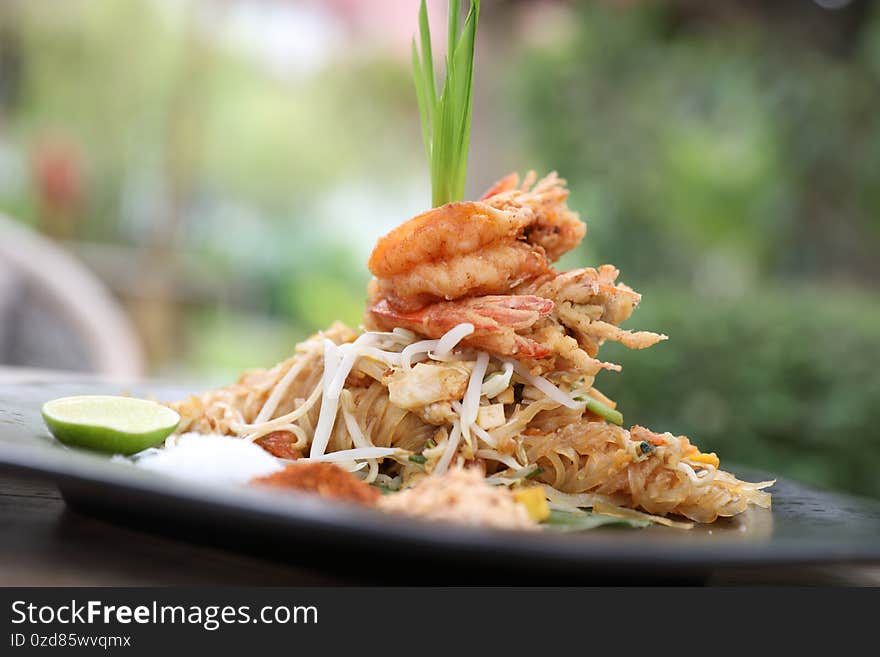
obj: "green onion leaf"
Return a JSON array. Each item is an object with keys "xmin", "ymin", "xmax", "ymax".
[
  {"xmin": 574, "ymin": 395, "xmax": 624, "ymax": 426},
  {"xmin": 412, "ymin": 0, "xmax": 480, "ymax": 207},
  {"xmin": 524, "ymin": 466, "xmax": 545, "ymax": 480}
]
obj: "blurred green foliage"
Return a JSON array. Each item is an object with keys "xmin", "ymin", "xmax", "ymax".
[
  {"xmin": 507, "ymin": 2, "xmax": 880, "ymax": 287},
  {"xmin": 504, "ymin": 2, "xmax": 880, "ymax": 498},
  {"xmin": 2, "ymin": 0, "xmax": 418, "ymax": 258},
  {"xmin": 598, "ymin": 287, "xmax": 880, "ymax": 499},
  {"xmin": 1, "ymin": 0, "xmax": 410, "ymax": 375}
]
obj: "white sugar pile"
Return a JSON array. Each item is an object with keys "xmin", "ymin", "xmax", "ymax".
[{"xmin": 132, "ymin": 432, "xmax": 284, "ymax": 486}]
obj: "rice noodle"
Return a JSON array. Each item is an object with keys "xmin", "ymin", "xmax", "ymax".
[
  {"xmin": 677, "ymin": 461, "xmax": 715, "ymax": 487},
  {"xmin": 475, "ymin": 449, "xmax": 523, "ymax": 471},
  {"xmin": 254, "ymin": 356, "xmax": 310, "ymax": 424},
  {"xmin": 592, "ymin": 500, "xmax": 694, "ymax": 530},
  {"xmin": 341, "ymin": 391, "xmax": 379, "ymax": 483},
  {"xmin": 236, "ymin": 382, "xmax": 322, "ymax": 440},
  {"xmin": 485, "ymin": 464, "xmax": 541, "ymax": 485},
  {"xmin": 542, "ymin": 485, "xmax": 607, "ymax": 512}
]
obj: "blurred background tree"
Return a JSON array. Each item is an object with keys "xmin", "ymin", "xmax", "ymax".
[{"xmin": 0, "ymin": 0, "xmax": 877, "ymax": 497}]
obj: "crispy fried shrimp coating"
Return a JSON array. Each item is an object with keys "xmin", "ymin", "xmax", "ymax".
[
  {"xmin": 515, "ymin": 265, "xmax": 667, "ymax": 368},
  {"xmin": 373, "ymin": 241, "xmax": 548, "ymax": 312},
  {"xmin": 368, "ymin": 201, "xmax": 531, "ymax": 278},
  {"xmin": 367, "ymin": 172, "xmax": 582, "ymax": 311},
  {"xmin": 481, "ymin": 171, "xmax": 585, "ymax": 262}
]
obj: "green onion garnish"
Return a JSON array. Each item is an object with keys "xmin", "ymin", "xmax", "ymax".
[
  {"xmin": 525, "ymin": 466, "xmax": 545, "ymax": 480},
  {"xmin": 412, "ymin": 0, "xmax": 480, "ymax": 207},
  {"xmin": 573, "ymin": 395, "xmax": 624, "ymax": 425}
]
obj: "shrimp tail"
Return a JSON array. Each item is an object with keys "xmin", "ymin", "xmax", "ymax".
[{"xmin": 480, "ymin": 172, "xmax": 520, "ymax": 200}]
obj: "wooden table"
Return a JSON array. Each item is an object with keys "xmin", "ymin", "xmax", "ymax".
[
  {"xmin": 0, "ymin": 367, "xmax": 342, "ymax": 586},
  {"xmin": 0, "ymin": 474, "xmax": 348, "ymax": 586},
  {"xmin": 1, "ymin": 367, "xmax": 878, "ymax": 586}
]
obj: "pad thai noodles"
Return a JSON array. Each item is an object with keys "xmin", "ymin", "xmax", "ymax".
[
  {"xmin": 166, "ymin": 171, "xmax": 773, "ymax": 531},
  {"xmin": 155, "ymin": 1, "xmax": 773, "ymax": 531}
]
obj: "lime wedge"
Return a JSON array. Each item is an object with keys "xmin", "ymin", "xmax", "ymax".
[{"xmin": 42, "ymin": 395, "xmax": 180, "ymax": 455}]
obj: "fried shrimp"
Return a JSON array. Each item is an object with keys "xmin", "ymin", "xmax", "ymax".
[
  {"xmin": 364, "ymin": 172, "xmax": 624, "ymax": 364},
  {"xmin": 481, "ymin": 171, "xmax": 585, "ymax": 262},
  {"xmin": 367, "ymin": 294, "xmax": 554, "ymax": 358},
  {"xmin": 368, "ymin": 201, "xmax": 532, "ymax": 278},
  {"xmin": 515, "ymin": 265, "xmax": 667, "ymax": 367},
  {"xmin": 366, "ymin": 172, "xmax": 583, "ymax": 312},
  {"xmin": 372, "ymin": 241, "xmax": 548, "ymax": 312},
  {"xmin": 369, "ymin": 263, "xmax": 666, "ymax": 372}
]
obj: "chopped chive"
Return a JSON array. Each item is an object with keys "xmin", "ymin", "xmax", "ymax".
[
  {"xmin": 525, "ymin": 466, "xmax": 545, "ymax": 479},
  {"xmin": 409, "ymin": 454, "xmax": 428, "ymax": 464},
  {"xmin": 576, "ymin": 396, "xmax": 623, "ymax": 425},
  {"xmin": 638, "ymin": 441, "xmax": 656, "ymax": 456}
]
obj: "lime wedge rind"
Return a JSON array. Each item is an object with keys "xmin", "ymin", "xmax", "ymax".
[{"xmin": 42, "ymin": 395, "xmax": 180, "ymax": 455}]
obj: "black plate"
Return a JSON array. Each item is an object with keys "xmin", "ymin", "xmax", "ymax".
[{"xmin": 1, "ymin": 380, "xmax": 879, "ymax": 583}]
